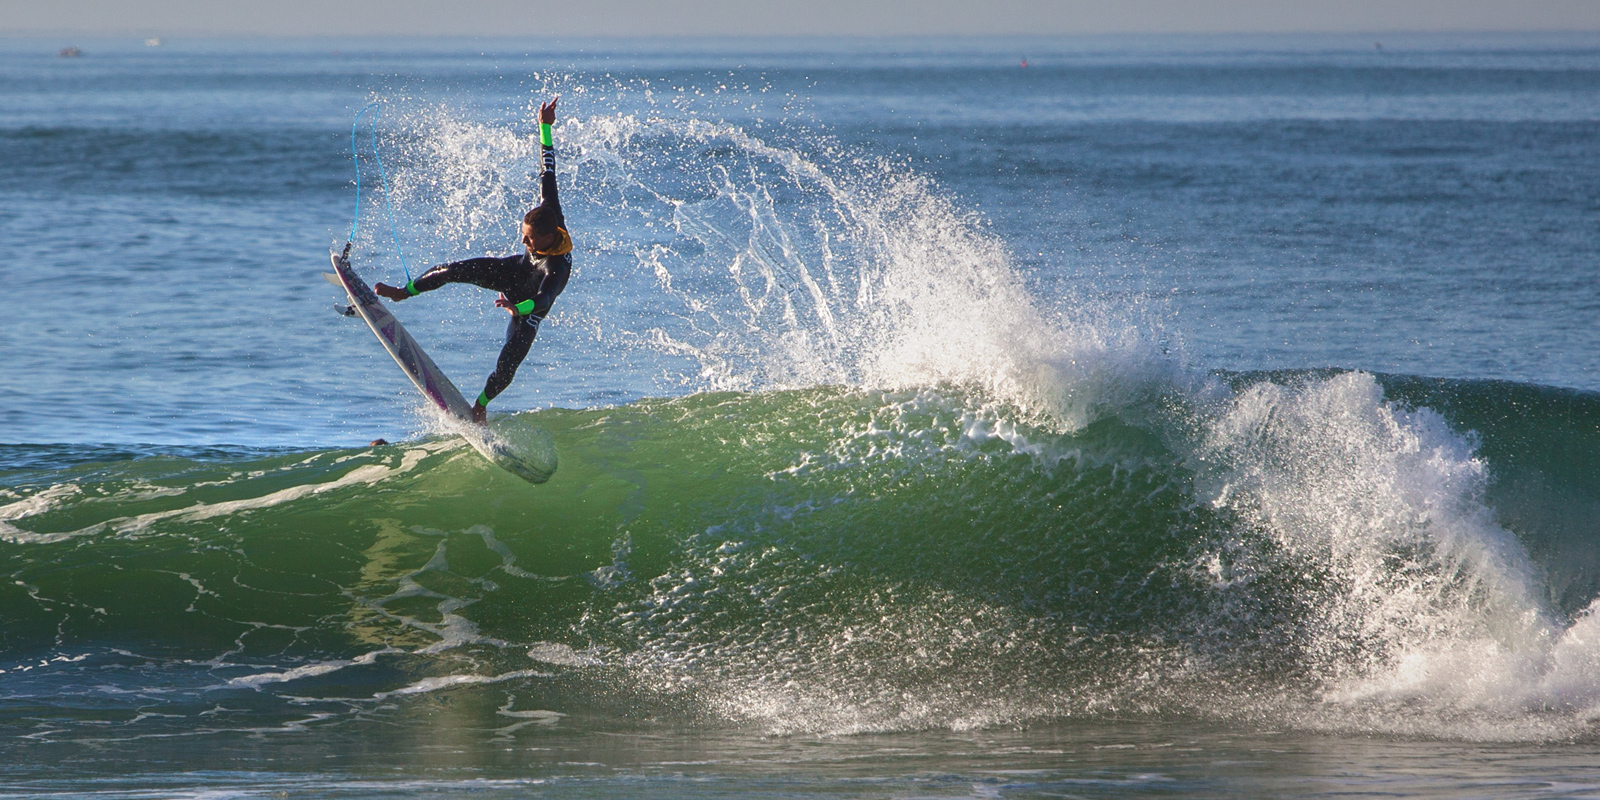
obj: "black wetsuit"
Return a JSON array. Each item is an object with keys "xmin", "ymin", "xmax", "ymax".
[{"xmin": 408, "ymin": 143, "xmax": 570, "ymax": 404}]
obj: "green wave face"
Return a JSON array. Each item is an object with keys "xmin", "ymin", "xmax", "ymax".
[
  {"xmin": 0, "ymin": 388, "xmax": 1217, "ymax": 729},
  {"xmin": 4, "ymin": 377, "xmax": 1599, "ymax": 739}
]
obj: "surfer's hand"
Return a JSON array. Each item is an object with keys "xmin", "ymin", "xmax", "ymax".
[
  {"xmin": 538, "ymin": 95, "xmax": 558, "ymax": 125},
  {"xmin": 374, "ymin": 282, "xmax": 409, "ymax": 302},
  {"xmin": 495, "ymin": 293, "xmax": 516, "ymax": 314}
]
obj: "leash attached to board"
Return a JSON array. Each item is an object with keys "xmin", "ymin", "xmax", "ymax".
[{"xmin": 345, "ymin": 102, "xmax": 411, "ymax": 283}]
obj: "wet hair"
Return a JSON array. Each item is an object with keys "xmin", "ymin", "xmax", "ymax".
[{"xmin": 523, "ymin": 205, "xmax": 559, "ymax": 236}]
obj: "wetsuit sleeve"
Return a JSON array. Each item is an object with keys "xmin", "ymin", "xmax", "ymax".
[{"xmin": 538, "ymin": 129, "xmax": 564, "ymax": 226}]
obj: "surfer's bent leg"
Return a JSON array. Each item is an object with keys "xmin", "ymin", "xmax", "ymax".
[
  {"xmin": 475, "ymin": 265, "xmax": 568, "ymax": 406},
  {"xmin": 410, "ymin": 256, "xmax": 526, "ymax": 295},
  {"xmin": 376, "ymin": 256, "xmax": 526, "ymax": 302},
  {"xmin": 479, "ymin": 315, "xmax": 541, "ymax": 405}
]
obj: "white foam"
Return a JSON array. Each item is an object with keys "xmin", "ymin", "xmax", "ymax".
[
  {"xmin": 1190, "ymin": 371, "xmax": 1600, "ymax": 739},
  {"xmin": 0, "ymin": 483, "xmax": 82, "ymax": 544},
  {"xmin": 223, "ymin": 650, "xmax": 387, "ymax": 689},
  {"xmin": 1201, "ymin": 372, "xmax": 1545, "ymax": 635},
  {"xmin": 373, "ymin": 668, "xmax": 551, "ymax": 699},
  {"xmin": 494, "ymin": 697, "xmax": 565, "ymax": 738},
  {"xmin": 527, "ymin": 642, "xmax": 603, "ymax": 667}
]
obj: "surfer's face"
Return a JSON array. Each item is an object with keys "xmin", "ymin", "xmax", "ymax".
[
  {"xmin": 522, "ymin": 223, "xmax": 556, "ymax": 255},
  {"xmin": 524, "ymin": 222, "xmax": 563, "ymax": 252}
]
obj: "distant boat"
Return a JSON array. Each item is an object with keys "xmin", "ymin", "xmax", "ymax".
[
  {"xmin": 145, "ymin": 38, "xmax": 162, "ymax": 47},
  {"xmin": 58, "ymin": 46, "xmax": 81, "ymax": 58}
]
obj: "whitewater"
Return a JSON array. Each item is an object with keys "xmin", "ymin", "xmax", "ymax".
[{"xmin": 3, "ymin": 33, "xmax": 1600, "ymax": 798}]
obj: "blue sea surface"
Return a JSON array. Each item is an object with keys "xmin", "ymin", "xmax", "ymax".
[
  {"xmin": 2, "ymin": 33, "xmax": 1600, "ymax": 798},
  {"xmin": 2, "ymin": 34, "xmax": 1597, "ymax": 446}
]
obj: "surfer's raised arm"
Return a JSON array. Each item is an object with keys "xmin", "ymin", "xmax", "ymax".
[
  {"xmin": 369, "ymin": 95, "xmax": 574, "ymax": 424},
  {"xmin": 534, "ymin": 95, "xmax": 562, "ymax": 218},
  {"xmin": 376, "ymin": 95, "xmax": 565, "ymax": 306}
]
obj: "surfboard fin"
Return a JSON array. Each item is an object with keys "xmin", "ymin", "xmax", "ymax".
[
  {"xmin": 334, "ymin": 304, "xmax": 357, "ymax": 317},
  {"xmin": 321, "ymin": 272, "xmax": 343, "ymax": 286}
]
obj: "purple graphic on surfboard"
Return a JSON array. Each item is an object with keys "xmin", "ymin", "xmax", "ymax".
[{"xmin": 328, "ymin": 253, "xmax": 476, "ymax": 422}]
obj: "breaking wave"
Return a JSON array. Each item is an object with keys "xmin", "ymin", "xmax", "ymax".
[{"xmin": 5, "ymin": 98, "xmax": 1600, "ymax": 745}]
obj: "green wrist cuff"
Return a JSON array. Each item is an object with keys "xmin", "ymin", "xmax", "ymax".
[
  {"xmin": 405, "ymin": 280, "xmax": 419, "ymax": 296},
  {"xmin": 476, "ymin": 391, "xmax": 490, "ymax": 407},
  {"xmin": 514, "ymin": 298, "xmax": 538, "ymax": 315},
  {"xmin": 539, "ymin": 123, "xmax": 553, "ymax": 148}
]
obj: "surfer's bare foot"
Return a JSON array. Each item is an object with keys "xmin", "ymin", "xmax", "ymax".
[
  {"xmin": 471, "ymin": 402, "xmax": 487, "ymax": 424},
  {"xmin": 369, "ymin": 438, "xmax": 388, "ymax": 446},
  {"xmin": 374, "ymin": 282, "xmax": 409, "ymax": 302}
]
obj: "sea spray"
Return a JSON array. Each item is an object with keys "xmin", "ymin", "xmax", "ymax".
[
  {"xmin": 378, "ymin": 103, "xmax": 1184, "ymax": 430},
  {"xmin": 1187, "ymin": 371, "xmax": 1584, "ymax": 737},
  {"xmin": 414, "ymin": 406, "xmax": 560, "ymax": 484}
]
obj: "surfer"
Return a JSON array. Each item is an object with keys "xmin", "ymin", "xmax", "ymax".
[{"xmin": 374, "ymin": 96, "xmax": 571, "ymax": 423}]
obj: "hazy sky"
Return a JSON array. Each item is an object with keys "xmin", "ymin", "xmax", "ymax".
[{"xmin": 4, "ymin": 0, "xmax": 1600, "ymax": 37}]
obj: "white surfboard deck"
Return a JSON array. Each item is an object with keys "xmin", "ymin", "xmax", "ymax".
[{"xmin": 326, "ymin": 253, "xmax": 555, "ymax": 484}]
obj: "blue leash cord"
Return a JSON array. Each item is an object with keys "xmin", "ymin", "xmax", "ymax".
[{"xmin": 348, "ymin": 102, "xmax": 412, "ymax": 282}]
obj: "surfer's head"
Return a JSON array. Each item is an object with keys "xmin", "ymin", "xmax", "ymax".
[{"xmin": 523, "ymin": 206, "xmax": 561, "ymax": 253}]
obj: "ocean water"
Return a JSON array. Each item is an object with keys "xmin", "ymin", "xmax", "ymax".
[{"xmin": 3, "ymin": 32, "xmax": 1600, "ymax": 797}]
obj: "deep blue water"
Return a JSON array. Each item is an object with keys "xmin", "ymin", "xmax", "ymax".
[{"xmin": 3, "ymin": 34, "xmax": 1598, "ymax": 446}]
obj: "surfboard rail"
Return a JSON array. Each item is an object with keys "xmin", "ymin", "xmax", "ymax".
[{"xmin": 329, "ymin": 254, "xmax": 476, "ymax": 422}]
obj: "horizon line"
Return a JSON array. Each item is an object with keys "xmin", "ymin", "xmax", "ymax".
[{"xmin": 7, "ymin": 29, "xmax": 1600, "ymax": 40}]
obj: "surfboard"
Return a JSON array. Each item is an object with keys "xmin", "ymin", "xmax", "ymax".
[{"xmin": 325, "ymin": 252, "xmax": 555, "ymax": 484}]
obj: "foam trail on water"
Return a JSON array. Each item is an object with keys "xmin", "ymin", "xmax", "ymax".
[{"xmin": 1, "ymin": 445, "xmax": 439, "ymax": 545}]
